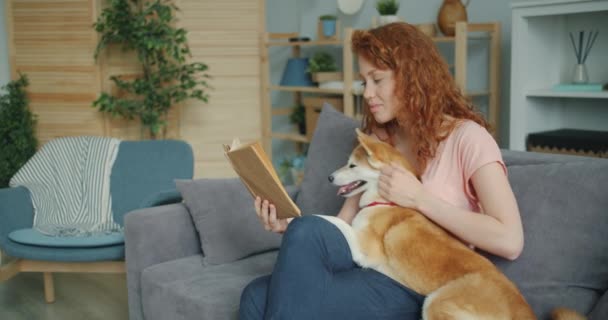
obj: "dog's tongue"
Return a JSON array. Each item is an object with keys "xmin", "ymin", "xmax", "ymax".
[{"xmin": 337, "ymin": 181, "xmax": 359, "ymax": 196}]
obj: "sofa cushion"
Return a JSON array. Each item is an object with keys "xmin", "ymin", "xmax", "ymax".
[
  {"xmin": 8, "ymin": 228, "xmax": 123, "ymax": 248},
  {"xmin": 590, "ymin": 290, "xmax": 608, "ymax": 320},
  {"xmin": 296, "ymin": 103, "xmax": 359, "ymax": 215},
  {"xmin": 176, "ymin": 178, "xmax": 281, "ymax": 265},
  {"xmin": 486, "ymin": 160, "xmax": 608, "ymax": 318},
  {"xmin": 141, "ymin": 251, "xmax": 277, "ymax": 320}
]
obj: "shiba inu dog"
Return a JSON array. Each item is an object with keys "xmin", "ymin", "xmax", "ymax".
[{"xmin": 316, "ymin": 129, "xmax": 584, "ymax": 320}]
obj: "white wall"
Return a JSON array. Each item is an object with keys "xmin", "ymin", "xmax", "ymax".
[{"xmin": 0, "ymin": 0, "xmax": 9, "ymax": 88}]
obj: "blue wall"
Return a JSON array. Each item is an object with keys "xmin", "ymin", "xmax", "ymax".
[{"xmin": 266, "ymin": 0, "xmax": 514, "ymax": 165}]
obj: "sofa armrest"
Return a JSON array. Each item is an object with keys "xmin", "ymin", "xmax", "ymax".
[
  {"xmin": 124, "ymin": 203, "xmax": 201, "ymax": 320},
  {"xmin": 138, "ymin": 188, "xmax": 182, "ymax": 208}
]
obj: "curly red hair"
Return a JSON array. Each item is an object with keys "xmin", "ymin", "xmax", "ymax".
[{"xmin": 352, "ymin": 22, "xmax": 488, "ymax": 172}]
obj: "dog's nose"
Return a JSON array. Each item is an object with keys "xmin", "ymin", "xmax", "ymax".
[{"xmin": 328, "ymin": 175, "xmax": 334, "ymax": 182}]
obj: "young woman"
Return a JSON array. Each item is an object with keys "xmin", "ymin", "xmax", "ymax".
[{"xmin": 239, "ymin": 22, "xmax": 523, "ymax": 320}]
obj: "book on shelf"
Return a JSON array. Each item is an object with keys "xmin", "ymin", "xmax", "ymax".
[
  {"xmin": 552, "ymin": 83, "xmax": 607, "ymax": 92},
  {"xmin": 223, "ymin": 139, "xmax": 301, "ymax": 219}
]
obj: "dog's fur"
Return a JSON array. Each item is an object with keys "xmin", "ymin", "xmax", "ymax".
[{"xmin": 316, "ymin": 129, "xmax": 584, "ymax": 320}]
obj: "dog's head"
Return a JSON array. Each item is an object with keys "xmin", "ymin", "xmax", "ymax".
[{"xmin": 329, "ymin": 128, "xmax": 418, "ymax": 198}]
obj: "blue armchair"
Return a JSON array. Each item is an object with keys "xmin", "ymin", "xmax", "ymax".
[{"xmin": 0, "ymin": 139, "xmax": 194, "ymax": 303}]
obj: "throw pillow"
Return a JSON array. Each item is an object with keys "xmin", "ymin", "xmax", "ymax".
[
  {"xmin": 485, "ymin": 160, "xmax": 608, "ymax": 318},
  {"xmin": 295, "ymin": 103, "xmax": 360, "ymax": 215},
  {"xmin": 176, "ymin": 178, "xmax": 282, "ymax": 265}
]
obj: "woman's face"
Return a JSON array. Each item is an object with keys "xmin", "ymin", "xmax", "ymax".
[{"xmin": 358, "ymin": 55, "xmax": 398, "ymax": 124}]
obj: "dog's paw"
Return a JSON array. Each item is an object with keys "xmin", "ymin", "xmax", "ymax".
[{"xmin": 352, "ymin": 251, "xmax": 371, "ymax": 268}]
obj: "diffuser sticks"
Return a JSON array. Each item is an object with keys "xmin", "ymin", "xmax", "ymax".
[{"xmin": 569, "ymin": 30, "xmax": 599, "ymax": 64}]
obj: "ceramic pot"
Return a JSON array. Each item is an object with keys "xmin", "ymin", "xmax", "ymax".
[
  {"xmin": 437, "ymin": 0, "xmax": 470, "ymax": 36},
  {"xmin": 379, "ymin": 15, "xmax": 400, "ymax": 26},
  {"xmin": 321, "ymin": 19, "xmax": 336, "ymax": 37}
]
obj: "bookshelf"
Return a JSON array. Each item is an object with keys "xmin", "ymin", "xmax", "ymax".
[
  {"xmin": 260, "ymin": 22, "xmax": 502, "ymax": 160},
  {"xmin": 509, "ymin": 0, "xmax": 608, "ymax": 151}
]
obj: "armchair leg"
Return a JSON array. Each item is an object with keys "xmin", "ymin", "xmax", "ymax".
[{"xmin": 43, "ymin": 272, "xmax": 55, "ymax": 303}]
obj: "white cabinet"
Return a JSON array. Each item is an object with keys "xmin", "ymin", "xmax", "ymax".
[{"xmin": 509, "ymin": 0, "xmax": 608, "ymax": 151}]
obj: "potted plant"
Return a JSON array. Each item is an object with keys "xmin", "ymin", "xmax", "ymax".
[
  {"xmin": 93, "ymin": 0, "xmax": 211, "ymax": 139},
  {"xmin": 376, "ymin": 0, "xmax": 400, "ymax": 25},
  {"xmin": 0, "ymin": 74, "xmax": 38, "ymax": 188},
  {"xmin": 289, "ymin": 104, "xmax": 306, "ymax": 135},
  {"xmin": 319, "ymin": 15, "xmax": 338, "ymax": 38},
  {"xmin": 307, "ymin": 52, "xmax": 341, "ymax": 83}
]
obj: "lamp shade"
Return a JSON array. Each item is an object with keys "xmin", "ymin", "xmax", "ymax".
[{"xmin": 280, "ymin": 58, "xmax": 314, "ymax": 87}]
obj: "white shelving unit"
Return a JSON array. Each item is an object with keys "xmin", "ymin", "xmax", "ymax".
[
  {"xmin": 509, "ymin": 0, "xmax": 608, "ymax": 151},
  {"xmin": 261, "ymin": 23, "xmax": 502, "ymax": 159}
]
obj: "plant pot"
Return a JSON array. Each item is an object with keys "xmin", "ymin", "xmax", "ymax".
[
  {"xmin": 321, "ymin": 20, "xmax": 337, "ymax": 37},
  {"xmin": 378, "ymin": 15, "xmax": 400, "ymax": 26},
  {"xmin": 297, "ymin": 122, "xmax": 306, "ymax": 135},
  {"xmin": 311, "ymin": 72, "xmax": 343, "ymax": 83}
]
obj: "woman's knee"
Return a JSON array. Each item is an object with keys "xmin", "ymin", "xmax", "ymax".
[
  {"xmin": 283, "ymin": 215, "xmax": 328, "ymax": 244},
  {"xmin": 239, "ymin": 275, "xmax": 270, "ymax": 320}
]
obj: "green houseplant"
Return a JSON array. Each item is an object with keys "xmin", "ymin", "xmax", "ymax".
[
  {"xmin": 307, "ymin": 52, "xmax": 341, "ymax": 83},
  {"xmin": 93, "ymin": 0, "xmax": 210, "ymax": 139},
  {"xmin": 0, "ymin": 74, "xmax": 38, "ymax": 187},
  {"xmin": 376, "ymin": 0, "xmax": 400, "ymax": 25},
  {"xmin": 289, "ymin": 104, "xmax": 306, "ymax": 135},
  {"xmin": 376, "ymin": 0, "xmax": 399, "ymax": 15}
]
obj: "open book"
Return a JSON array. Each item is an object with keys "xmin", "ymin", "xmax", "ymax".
[{"xmin": 223, "ymin": 139, "xmax": 301, "ymax": 219}]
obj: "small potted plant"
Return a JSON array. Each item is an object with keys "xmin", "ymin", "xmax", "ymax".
[
  {"xmin": 307, "ymin": 52, "xmax": 341, "ymax": 83},
  {"xmin": 376, "ymin": 0, "xmax": 400, "ymax": 26},
  {"xmin": 289, "ymin": 104, "xmax": 306, "ymax": 135},
  {"xmin": 319, "ymin": 15, "xmax": 338, "ymax": 38}
]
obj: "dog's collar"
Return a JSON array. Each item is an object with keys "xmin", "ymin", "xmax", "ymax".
[{"xmin": 361, "ymin": 201, "xmax": 398, "ymax": 209}]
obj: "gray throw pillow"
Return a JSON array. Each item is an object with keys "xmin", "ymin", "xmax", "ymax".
[
  {"xmin": 484, "ymin": 160, "xmax": 608, "ymax": 318},
  {"xmin": 590, "ymin": 290, "xmax": 608, "ymax": 320},
  {"xmin": 176, "ymin": 178, "xmax": 282, "ymax": 265},
  {"xmin": 295, "ymin": 103, "xmax": 360, "ymax": 216}
]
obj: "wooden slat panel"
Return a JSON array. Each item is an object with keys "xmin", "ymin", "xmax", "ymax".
[
  {"xmin": 8, "ymin": 0, "xmax": 105, "ymax": 144},
  {"xmin": 24, "ymin": 71, "xmax": 98, "ymax": 94},
  {"xmin": 8, "ymin": 0, "xmax": 264, "ymax": 180},
  {"xmin": 194, "ymin": 162, "xmax": 238, "ymax": 179},
  {"xmin": 178, "ymin": 0, "xmax": 263, "ymax": 178}
]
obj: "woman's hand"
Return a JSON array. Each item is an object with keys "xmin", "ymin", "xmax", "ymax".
[
  {"xmin": 254, "ymin": 196, "xmax": 293, "ymax": 233},
  {"xmin": 378, "ymin": 163, "xmax": 425, "ymax": 209}
]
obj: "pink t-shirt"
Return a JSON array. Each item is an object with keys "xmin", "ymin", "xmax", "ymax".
[{"xmin": 421, "ymin": 120, "xmax": 506, "ymax": 213}]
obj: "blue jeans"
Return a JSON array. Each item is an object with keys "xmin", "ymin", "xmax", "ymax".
[{"xmin": 239, "ymin": 215, "xmax": 425, "ymax": 320}]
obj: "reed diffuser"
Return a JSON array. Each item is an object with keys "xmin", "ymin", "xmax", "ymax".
[{"xmin": 569, "ymin": 30, "xmax": 599, "ymax": 83}]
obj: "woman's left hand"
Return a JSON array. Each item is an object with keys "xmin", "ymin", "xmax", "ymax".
[{"xmin": 378, "ymin": 163, "xmax": 425, "ymax": 209}]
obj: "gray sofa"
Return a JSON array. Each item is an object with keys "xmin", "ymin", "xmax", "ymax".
[{"xmin": 125, "ymin": 105, "xmax": 608, "ymax": 320}]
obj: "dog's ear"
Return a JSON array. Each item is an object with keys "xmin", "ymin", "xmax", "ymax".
[
  {"xmin": 355, "ymin": 129, "xmax": 388, "ymax": 169},
  {"xmin": 355, "ymin": 128, "xmax": 377, "ymax": 156}
]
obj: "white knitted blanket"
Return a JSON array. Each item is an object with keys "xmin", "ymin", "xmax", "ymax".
[{"xmin": 10, "ymin": 136, "xmax": 122, "ymax": 236}]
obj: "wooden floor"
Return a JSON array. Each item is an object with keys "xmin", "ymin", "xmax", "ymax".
[{"xmin": 0, "ymin": 272, "xmax": 128, "ymax": 320}]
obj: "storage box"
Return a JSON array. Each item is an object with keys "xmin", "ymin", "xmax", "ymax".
[
  {"xmin": 302, "ymin": 96, "xmax": 343, "ymax": 140},
  {"xmin": 526, "ymin": 129, "xmax": 608, "ymax": 158}
]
